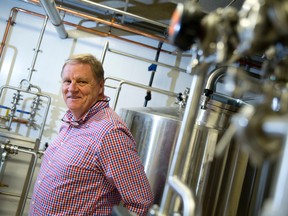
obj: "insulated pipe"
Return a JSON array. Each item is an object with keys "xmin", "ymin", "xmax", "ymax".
[{"xmin": 39, "ymin": 0, "xmax": 68, "ymax": 39}]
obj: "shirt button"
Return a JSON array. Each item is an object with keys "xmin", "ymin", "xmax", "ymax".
[
  {"xmin": 48, "ymin": 161, "xmax": 51, "ymax": 165},
  {"xmin": 32, "ymin": 201, "xmax": 34, "ymax": 205},
  {"xmin": 38, "ymin": 180, "xmax": 41, "ymax": 184}
]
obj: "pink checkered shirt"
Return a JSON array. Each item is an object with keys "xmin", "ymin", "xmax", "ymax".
[{"xmin": 29, "ymin": 98, "xmax": 154, "ymax": 215}]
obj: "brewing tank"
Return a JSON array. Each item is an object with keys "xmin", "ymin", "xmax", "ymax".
[
  {"xmin": 183, "ymin": 93, "xmax": 246, "ymax": 216},
  {"xmin": 119, "ymin": 107, "xmax": 183, "ymax": 205},
  {"xmin": 119, "ymin": 94, "xmax": 258, "ymax": 215}
]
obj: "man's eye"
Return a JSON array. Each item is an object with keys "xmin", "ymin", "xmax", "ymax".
[
  {"xmin": 63, "ymin": 80, "xmax": 71, "ymax": 84},
  {"xmin": 78, "ymin": 81, "xmax": 88, "ymax": 85}
]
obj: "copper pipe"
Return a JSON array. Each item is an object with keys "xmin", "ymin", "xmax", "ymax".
[
  {"xmin": 0, "ymin": 115, "xmax": 29, "ymax": 124},
  {"xmin": 28, "ymin": 0, "xmax": 168, "ymax": 43},
  {"xmin": 0, "ymin": 7, "xmax": 48, "ymax": 59},
  {"xmin": 60, "ymin": 7, "xmax": 168, "ymax": 42},
  {"xmin": 63, "ymin": 21, "xmax": 173, "ymax": 54},
  {"xmin": 0, "ymin": 8, "xmax": 17, "ymax": 59}
]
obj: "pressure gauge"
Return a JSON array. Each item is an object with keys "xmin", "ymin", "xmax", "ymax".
[{"xmin": 20, "ymin": 79, "xmax": 30, "ymax": 90}]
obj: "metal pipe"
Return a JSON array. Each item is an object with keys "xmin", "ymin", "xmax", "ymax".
[
  {"xmin": 108, "ymin": 48, "xmax": 187, "ymax": 72},
  {"xmin": 27, "ymin": 16, "xmax": 48, "ymax": 82},
  {"xmin": 121, "ymin": 0, "xmax": 129, "ymax": 24},
  {"xmin": 28, "ymin": 0, "xmax": 168, "ymax": 43},
  {"xmin": 39, "ymin": 0, "xmax": 68, "ymax": 39},
  {"xmin": 80, "ymin": 0, "xmax": 168, "ymax": 29},
  {"xmin": 100, "ymin": 41, "xmax": 109, "ymax": 64},
  {"xmin": 1, "ymin": 6, "xmax": 173, "ymax": 59},
  {"xmin": 0, "ymin": 85, "xmax": 51, "ymax": 137},
  {"xmin": 144, "ymin": 41, "xmax": 163, "ymax": 107},
  {"xmin": 0, "ymin": 7, "xmax": 18, "ymax": 59},
  {"xmin": 104, "ymin": 76, "xmax": 178, "ymax": 110},
  {"xmin": 158, "ymin": 61, "xmax": 211, "ymax": 215},
  {"xmin": 58, "ymin": 6, "xmax": 168, "ymax": 42},
  {"xmin": 64, "ymin": 21, "xmax": 173, "ymax": 54},
  {"xmin": 262, "ymin": 116, "xmax": 288, "ymax": 216},
  {"xmin": 205, "ymin": 66, "xmax": 229, "ymax": 91},
  {"xmin": 0, "ymin": 191, "xmax": 31, "ymax": 199},
  {"xmin": 16, "ymin": 140, "xmax": 40, "ymax": 216},
  {"xmin": 168, "ymin": 176, "xmax": 197, "ymax": 216}
]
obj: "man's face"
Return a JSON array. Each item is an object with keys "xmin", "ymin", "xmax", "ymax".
[{"xmin": 61, "ymin": 63, "xmax": 104, "ymax": 120}]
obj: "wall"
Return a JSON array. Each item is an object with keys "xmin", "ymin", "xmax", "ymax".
[{"xmin": 0, "ymin": 0, "xmax": 192, "ymax": 215}]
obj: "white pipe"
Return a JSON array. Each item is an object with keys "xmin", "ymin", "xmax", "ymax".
[{"xmin": 39, "ymin": 0, "xmax": 68, "ymax": 39}]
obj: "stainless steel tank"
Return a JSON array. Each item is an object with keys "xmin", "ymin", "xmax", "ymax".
[
  {"xmin": 172, "ymin": 92, "xmax": 263, "ymax": 216},
  {"xmin": 119, "ymin": 107, "xmax": 183, "ymax": 205},
  {"xmin": 183, "ymin": 93, "xmax": 246, "ymax": 216},
  {"xmin": 120, "ymin": 94, "xmax": 258, "ymax": 215}
]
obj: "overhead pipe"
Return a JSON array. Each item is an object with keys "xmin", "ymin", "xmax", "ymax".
[
  {"xmin": 0, "ymin": 6, "xmax": 174, "ymax": 66},
  {"xmin": 39, "ymin": 0, "xmax": 68, "ymax": 39},
  {"xmin": 121, "ymin": 0, "xmax": 129, "ymax": 24},
  {"xmin": 63, "ymin": 20, "xmax": 173, "ymax": 54},
  {"xmin": 28, "ymin": 0, "xmax": 168, "ymax": 43},
  {"xmin": 80, "ymin": 0, "xmax": 169, "ymax": 29},
  {"xmin": 108, "ymin": 48, "xmax": 187, "ymax": 72}
]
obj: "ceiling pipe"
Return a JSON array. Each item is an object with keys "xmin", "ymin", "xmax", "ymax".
[
  {"xmin": 39, "ymin": 0, "xmax": 68, "ymax": 39},
  {"xmin": 0, "ymin": 6, "xmax": 174, "ymax": 64},
  {"xmin": 28, "ymin": 0, "xmax": 168, "ymax": 43},
  {"xmin": 80, "ymin": 0, "xmax": 168, "ymax": 29}
]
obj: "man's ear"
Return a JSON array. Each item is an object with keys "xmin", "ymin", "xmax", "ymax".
[{"xmin": 99, "ymin": 80, "xmax": 105, "ymax": 94}]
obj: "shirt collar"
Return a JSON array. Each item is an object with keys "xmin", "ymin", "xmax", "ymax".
[{"xmin": 62, "ymin": 96, "xmax": 110, "ymax": 126}]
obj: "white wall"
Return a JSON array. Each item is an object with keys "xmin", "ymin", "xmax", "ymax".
[{"xmin": 0, "ymin": 0, "xmax": 192, "ymax": 215}]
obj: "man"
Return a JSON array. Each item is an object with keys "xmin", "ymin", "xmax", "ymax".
[{"xmin": 29, "ymin": 54, "xmax": 154, "ymax": 215}]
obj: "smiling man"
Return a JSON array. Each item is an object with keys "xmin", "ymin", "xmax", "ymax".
[{"xmin": 29, "ymin": 54, "xmax": 154, "ymax": 216}]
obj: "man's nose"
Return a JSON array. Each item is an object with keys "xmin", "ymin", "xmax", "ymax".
[{"xmin": 68, "ymin": 81, "xmax": 78, "ymax": 91}]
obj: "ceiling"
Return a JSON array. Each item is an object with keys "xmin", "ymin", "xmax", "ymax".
[{"xmin": 34, "ymin": 0, "xmax": 245, "ymax": 39}]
